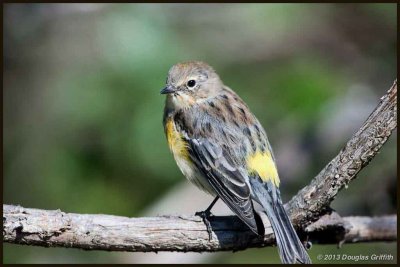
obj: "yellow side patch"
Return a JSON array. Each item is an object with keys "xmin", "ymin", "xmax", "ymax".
[
  {"xmin": 247, "ymin": 151, "xmax": 280, "ymax": 187},
  {"xmin": 165, "ymin": 118, "xmax": 189, "ymax": 160}
]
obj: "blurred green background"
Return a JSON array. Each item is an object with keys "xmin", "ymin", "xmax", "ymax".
[{"xmin": 3, "ymin": 3, "xmax": 397, "ymax": 264}]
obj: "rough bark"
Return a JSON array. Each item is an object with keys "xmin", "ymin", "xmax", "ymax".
[
  {"xmin": 286, "ymin": 80, "xmax": 397, "ymax": 227},
  {"xmin": 3, "ymin": 205, "xmax": 396, "ymax": 252}
]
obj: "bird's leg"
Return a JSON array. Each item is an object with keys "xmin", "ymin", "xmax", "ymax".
[{"xmin": 195, "ymin": 196, "xmax": 219, "ymax": 241}]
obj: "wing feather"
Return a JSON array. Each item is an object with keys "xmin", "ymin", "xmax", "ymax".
[{"xmin": 188, "ymin": 138, "xmax": 259, "ymax": 234}]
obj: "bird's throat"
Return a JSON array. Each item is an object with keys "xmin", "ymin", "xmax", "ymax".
[{"xmin": 166, "ymin": 93, "xmax": 196, "ymax": 111}]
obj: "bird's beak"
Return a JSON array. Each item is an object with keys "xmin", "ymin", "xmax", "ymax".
[{"xmin": 160, "ymin": 85, "xmax": 177, "ymax": 94}]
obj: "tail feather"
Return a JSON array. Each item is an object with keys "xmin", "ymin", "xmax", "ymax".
[
  {"xmin": 268, "ymin": 211, "xmax": 296, "ymax": 263},
  {"xmin": 273, "ymin": 201, "xmax": 311, "ymax": 264},
  {"xmin": 250, "ymin": 179, "xmax": 311, "ymax": 264}
]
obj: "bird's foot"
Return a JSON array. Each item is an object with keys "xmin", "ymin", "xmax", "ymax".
[{"xmin": 195, "ymin": 210, "xmax": 214, "ymax": 241}]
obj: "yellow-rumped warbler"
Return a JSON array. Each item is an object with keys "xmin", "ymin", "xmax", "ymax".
[{"xmin": 161, "ymin": 61, "xmax": 311, "ymax": 264}]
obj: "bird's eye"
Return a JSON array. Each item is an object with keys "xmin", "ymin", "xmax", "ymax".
[{"xmin": 187, "ymin": 80, "xmax": 196, "ymax": 88}]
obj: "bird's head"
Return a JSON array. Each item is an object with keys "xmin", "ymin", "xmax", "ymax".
[{"xmin": 161, "ymin": 61, "xmax": 223, "ymax": 109}]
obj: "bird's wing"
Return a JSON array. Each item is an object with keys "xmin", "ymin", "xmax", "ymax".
[{"xmin": 186, "ymin": 137, "xmax": 259, "ymax": 235}]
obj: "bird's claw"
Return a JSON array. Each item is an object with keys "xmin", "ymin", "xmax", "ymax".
[{"xmin": 195, "ymin": 210, "xmax": 214, "ymax": 241}]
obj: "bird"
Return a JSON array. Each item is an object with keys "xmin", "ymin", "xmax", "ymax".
[{"xmin": 161, "ymin": 61, "xmax": 311, "ymax": 264}]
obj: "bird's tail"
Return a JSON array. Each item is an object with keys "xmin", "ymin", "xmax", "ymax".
[
  {"xmin": 250, "ymin": 180, "xmax": 311, "ymax": 264},
  {"xmin": 267, "ymin": 199, "xmax": 311, "ymax": 264}
]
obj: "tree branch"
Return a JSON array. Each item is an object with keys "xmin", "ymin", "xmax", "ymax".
[
  {"xmin": 3, "ymin": 205, "xmax": 397, "ymax": 252},
  {"xmin": 3, "ymin": 80, "xmax": 397, "ymax": 252},
  {"xmin": 286, "ymin": 80, "xmax": 397, "ymax": 227},
  {"xmin": 305, "ymin": 212, "xmax": 397, "ymax": 245}
]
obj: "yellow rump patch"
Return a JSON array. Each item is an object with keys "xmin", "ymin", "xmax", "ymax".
[
  {"xmin": 247, "ymin": 151, "xmax": 280, "ymax": 187},
  {"xmin": 165, "ymin": 119, "xmax": 189, "ymax": 160}
]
